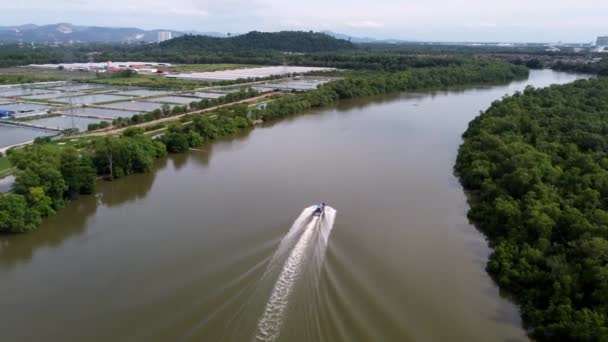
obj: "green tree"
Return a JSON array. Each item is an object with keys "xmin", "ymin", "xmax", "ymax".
[
  {"xmin": 29, "ymin": 187, "xmax": 55, "ymax": 217},
  {"xmin": 163, "ymin": 132, "xmax": 190, "ymax": 153},
  {"xmin": 0, "ymin": 194, "xmax": 41, "ymax": 233}
]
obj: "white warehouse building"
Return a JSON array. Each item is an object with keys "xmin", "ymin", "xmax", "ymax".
[{"xmin": 158, "ymin": 31, "xmax": 172, "ymax": 43}]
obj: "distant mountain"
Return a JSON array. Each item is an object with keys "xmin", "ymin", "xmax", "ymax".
[
  {"xmin": 321, "ymin": 31, "xmax": 379, "ymax": 43},
  {"xmin": 322, "ymin": 30, "xmax": 417, "ymax": 44},
  {"xmin": 0, "ymin": 24, "xmax": 411, "ymax": 46},
  {"xmin": 0, "ymin": 23, "xmax": 187, "ymax": 43},
  {"xmin": 157, "ymin": 31, "xmax": 356, "ymax": 53},
  {"xmin": 0, "ymin": 24, "xmax": 39, "ymax": 31}
]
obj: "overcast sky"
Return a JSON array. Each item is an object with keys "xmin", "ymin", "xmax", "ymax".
[{"xmin": 3, "ymin": 0, "xmax": 607, "ymax": 42}]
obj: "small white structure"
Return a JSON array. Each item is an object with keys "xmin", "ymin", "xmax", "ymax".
[
  {"xmin": 597, "ymin": 36, "xmax": 608, "ymax": 46},
  {"xmin": 158, "ymin": 31, "xmax": 172, "ymax": 43},
  {"xmin": 28, "ymin": 61, "xmax": 172, "ymax": 71}
]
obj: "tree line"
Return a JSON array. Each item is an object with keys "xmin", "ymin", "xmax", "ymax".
[
  {"xmin": 0, "ymin": 31, "xmax": 355, "ymax": 68},
  {"xmin": 157, "ymin": 31, "xmax": 355, "ymax": 53},
  {"xmin": 0, "ymin": 142, "xmax": 98, "ymax": 232},
  {"xmin": 253, "ymin": 60, "xmax": 529, "ymax": 121},
  {"xmin": 456, "ymin": 77, "xmax": 608, "ymax": 341},
  {"xmin": 553, "ymin": 58, "xmax": 608, "ymax": 76},
  {"xmin": 0, "ymin": 39, "xmax": 527, "ymax": 74},
  {"xmin": 359, "ymin": 42, "xmax": 588, "ymax": 57},
  {"xmin": 0, "ymin": 102, "xmax": 252, "ymax": 233}
]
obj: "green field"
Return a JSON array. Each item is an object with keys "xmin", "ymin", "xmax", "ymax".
[
  {"xmin": 0, "ymin": 67, "xmax": 96, "ymax": 82},
  {"xmin": 0, "ymin": 73, "xmax": 57, "ymax": 85},
  {"xmin": 0, "ymin": 156, "xmax": 12, "ymax": 177}
]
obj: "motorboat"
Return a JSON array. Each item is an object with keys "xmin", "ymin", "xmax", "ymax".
[{"xmin": 312, "ymin": 203, "xmax": 326, "ymax": 217}]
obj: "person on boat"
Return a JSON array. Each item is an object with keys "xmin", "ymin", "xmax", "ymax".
[{"xmin": 313, "ymin": 203, "xmax": 326, "ymax": 216}]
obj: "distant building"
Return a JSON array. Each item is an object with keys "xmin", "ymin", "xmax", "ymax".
[
  {"xmin": 597, "ymin": 36, "xmax": 608, "ymax": 46},
  {"xmin": 157, "ymin": 31, "xmax": 172, "ymax": 43}
]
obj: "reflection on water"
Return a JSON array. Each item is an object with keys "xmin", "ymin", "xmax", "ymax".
[
  {"xmin": 0, "ymin": 194, "xmax": 97, "ymax": 270},
  {"xmin": 97, "ymin": 159, "xmax": 164, "ymax": 208},
  {"xmin": 170, "ymin": 153, "xmax": 189, "ymax": 171},
  {"xmin": 0, "ymin": 158, "xmax": 167, "ymax": 269}
]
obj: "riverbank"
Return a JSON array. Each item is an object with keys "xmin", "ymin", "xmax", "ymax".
[{"xmin": 456, "ymin": 76, "xmax": 606, "ymax": 341}]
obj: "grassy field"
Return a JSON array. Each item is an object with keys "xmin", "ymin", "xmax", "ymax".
[
  {"xmin": 172, "ymin": 64, "xmax": 257, "ymax": 72},
  {"xmin": 0, "ymin": 156, "xmax": 13, "ymax": 178},
  {"xmin": 0, "ymin": 74, "xmax": 57, "ymax": 85},
  {"xmin": 0, "ymin": 67, "xmax": 96, "ymax": 82}
]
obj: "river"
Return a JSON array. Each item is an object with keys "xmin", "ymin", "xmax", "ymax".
[{"xmin": 0, "ymin": 70, "xmax": 587, "ymax": 341}]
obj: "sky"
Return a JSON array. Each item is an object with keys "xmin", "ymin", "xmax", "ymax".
[{"xmin": 2, "ymin": 0, "xmax": 607, "ymax": 43}]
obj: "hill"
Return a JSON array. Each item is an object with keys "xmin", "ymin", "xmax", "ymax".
[
  {"xmin": 321, "ymin": 30, "xmax": 417, "ymax": 44},
  {"xmin": 157, "ymin": 31, "xmax": 356, "ymax": 53},
  {"xmin": 0, "ymin": 23, "xmax": 185, "ymax": 43}
]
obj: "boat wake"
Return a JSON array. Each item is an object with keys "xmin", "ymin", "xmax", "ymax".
[{"xmin": 254, "ymin": 205, "xmax": 337, "ymax": 341}]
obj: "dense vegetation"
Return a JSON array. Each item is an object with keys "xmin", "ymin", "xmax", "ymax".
[
  {"xmin": 0, "ymin": 132, "xmax": 172, "ymax": 233},
  {"xmin": 0, "ymin": 38, "xmax": 589, "ymax": 69},
  {"xmin": 359, "ymin": 42, "xmax": 586, "ymax": 56},
  {"xmin": 0, "ymin": 31, "xmax": 355, "ymax": 68},
  {"xmin": 0, "ymin": 143, "xmax": 98, "ymax": 232},
  {"xmin": 0, "ymin": 36, "xmax": 534, "ymax": 72},
  {"xmin": 286, "ymin": 52, "xmax": 475, "ymax": 71},
  {"xmin": 553, "ymin": 58, "xmax": 608, "ymax": 76},
  {"xmin": 0, "ymin": 102, "xmax": 253, "ymax": 233},
  {"xmin": 456, "ymin": 77, "xmax": 608, "ymax": 341},
  {"xmin": 0, "ymin": 45, "xmax": 67, "ymax": 67},
  {"xmin": 87, "ymin": 121, "xmax": 110, "ymax": 131},
  {"xmin": 160, "ymin": 104, "xmax": 252, "ymax": 153},
  {"xmin": 157, "ymin": 31, "xmax": 354, "ymax": 53}
]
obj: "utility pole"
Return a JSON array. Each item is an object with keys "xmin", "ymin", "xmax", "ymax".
[{"xmin": 67, "ymin": 92, "xmax": 76, "ymax": 134}]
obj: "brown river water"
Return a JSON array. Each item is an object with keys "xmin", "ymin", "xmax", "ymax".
[{"xmin": 0, "ymin": 70, "xmax": 587, "ymax": 341}]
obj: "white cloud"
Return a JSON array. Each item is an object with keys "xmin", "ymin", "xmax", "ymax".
[
  {"xmin": 464, "ymin": 22, "xmax": 498, "ymax": 28},
  {"xmin": 167, "ymin": 9, "xmax": 208, "ymax": 17},
  {"xmin": 346, "ymin": 21, "xmax": 385, "ymax": 29}
]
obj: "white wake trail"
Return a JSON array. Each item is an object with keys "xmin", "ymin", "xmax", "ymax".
[{"xmin": 254, "ymin": 206, "xmax": 337, "ymax": 342}]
